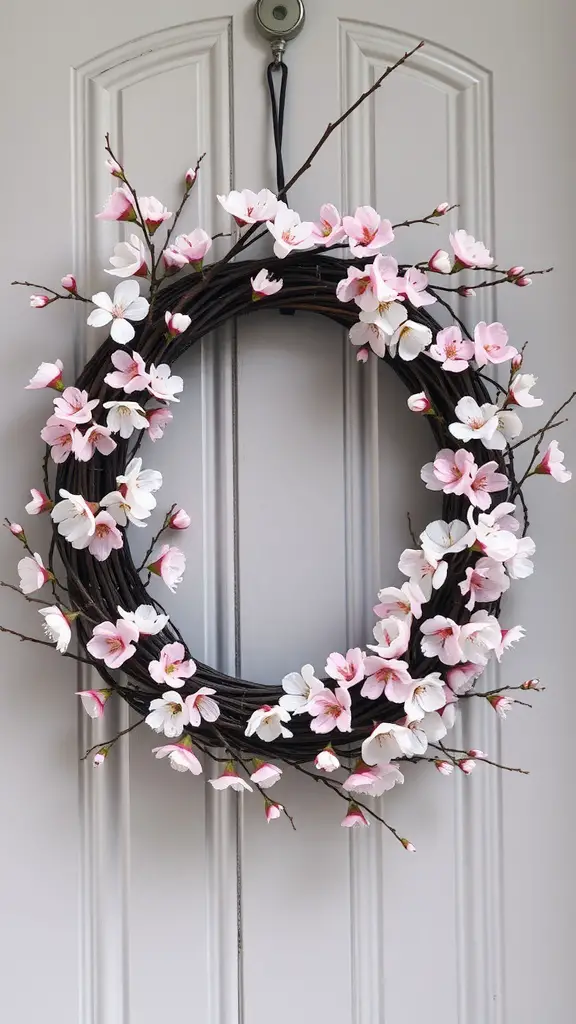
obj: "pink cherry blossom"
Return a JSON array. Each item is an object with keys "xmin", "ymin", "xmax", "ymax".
[
  {"xmin": 473, "ymin": 321, "xmax": 518, "ymax": 367},
  {"xmin": 459, "ymin": 611, "xmax": 501, "ymax": 664},
  {"xmin": 86, "ymin": 618, "xmax": 139, "ymax": 669},
  {"xmin": 368, "ymin": 616, "xmax": 411, "ymax": 659},
  {"xmin": 308, "ymin": 687, "xmax": 352, "ymax": 734},
  {"xmin": 521, "ymin": 678, "xmax": 540, "ymax": 690},
  {"xmin": 449, "ymin": 229, "xmax": 493, "ymax": 268},
  {"xmin": 468, "ymin": 504, "xmax": 519, "ymax": 561},
  {"xmin": 342, "ymin": 761, "xmax": 404, "ymax": 796},
  {"xmin": 487, "ymin": 694, "xmax": 514, "ymax": 719},
  {"xmin": 266, "ymin": 201, "xmax": 315, "ymax": 259},
  {"xmin": 467, "ymin": 461, "xmax": 509, "ymax": 510},
  {"xmin": 76, "ymin": 688, "xmax": 112, "ymax": 718},
  {"xmin": 398, "ymin": 547, "xmax": 447, "ymax": 601},
  {"xmin": 88, "ymin": 511, "xmax": 123, "ymax": 561},
  {"xmin": 516, "ymin": 276, "xmax": 532, "ymax": 287},
  {"xmin": 535, "ymin": 440, "xmax": 571, "ymax": 482},
  {"xmin": 393, "ymin": 267, "xmax": 436, "ymax": 308},
  {"xmin": 315, "ymin": 747, "xmax": 340, "ymax": 771},
  {"xmin": 26, "ymin": 359, "xmax": 64, "ymax": 391},
  {"xmin": 265, "ymin": 802, "xmax": 284, "ymax": 822},
  {"xmin": 147, "ymin": 641, "xmax": 195, "ymax": 687},
  {"xmin": 164, "ymin": 229, "xmax": 212, "ymax": 269},
  {"xmin": 407, "ymin": 392, "xmax": 432, "ymax": 414},
  {"xmin": 373, "ymin": 582, "xmax": 423, "ymax": 621},
  {"xmin": 507, "ymin": 373, "xmax": 543, "ymax": 408},
  {"xmin": 165, "ymin": 311, "xmax": 191, "ymax": 337},
  {"xmin": 336, "ymin": 265, "xmax": 372, "ymax": 305},
  {"xmin": 458, "ymin": 758, "xmax": 476, "ymax": 774},
  {"xmin": 209, "ymin": 762, "xmax": 253, "ymax": 792},
  {"xmin": 104, "ymin": 350, "xmax": 150, "ymax": 393},
  {"xmin": 217, "ymin": 188, "xmax": 277, "ymax": 225},
  {"xmin": 8, "ymin": 522, "xmax": 24, "ymax": 538},
  {"xmin": 428, "ymin": 326, "xmax": 474, "ymax": 372},
  {"xmin": 105, "ymin": 234, "xmax": 148, "ymax": 278},
  {"xmin": 152, "ymin": 740, "xmax": 203, "ymax": 774},
  {"xmin": 428, "ymin": 249, "xmax": 452, "ymax": 274},
  {"xmin": 25, "ymin": 488, "xmax": 53, "ymax": 515},
  {"xmin": 343, "ymin": 206, "xmax": 394, "ymax": 257},
  {"xmin": 146, "ymin": 364, "xmax": 184, "ymax": 403},
  {"xmin": 72, "ymin": 424, "xmax": 117, "ymax": 462},
  {"xmin": 325, "ymin": 648, "xmax": 364, "ymax": 688},
  {"xmin": 250, "ymin": 761, "xmax": 282, "ymax": 788},
  {"xmin": 186, "ymin": 687, "xmax": 221, "ymax": 726},
  {"xmin": 361, "ymin": 656, "xmax": 412, "ymax": 701},
  {"xmin": 459, "ymin": 556, "xmax": 510, "ymax": 611},
  {"xmin": 168, "ymin": 507, "xmax": 190, "ymax": 530},
  {"xmin": 146, "ymin": 407, "xmax": 173, "ymax": 441},
  {"xmin": 18, "ymin": 552, "xmax": 51, "ymax": 594},
  {"xmin": 250, "ymin": 268, "xmax": 283, "ymax": 299},
  {"xmin": 421, "ymin": 448, "xmax": 476, "ymax": 497},
  {"xmin": 137, "ymin": 195, "xmax": 172, "ymax": 234},
  {"xmin": 96, "ymin": 185, "xmax": 136, "ymax": 222},
  {"xmin": 61, "ymin": 274, "xmax": 77, "ymax": 293},
  {"xmin": 341, "ymin": 804, "xmax": 370, "ymax": 828},
  {"xmin": 53, "ymin": 386, "xmax": 99, "ymax": 424},
  {"xmin": 30, "ymin": 294, "xmax": 51, "ymax": 308},
  {"xmin": 494, "ymin": 624, "xmax": 525, "ymax": 662},
  {"xmin": 311, "ymin": 203, "xmax": 346, "ymax": 246},
  {"xmin": 420, "ymin": 616, "xmax": 462, "ymax": 665},
  {"xmin": 147, "ymin": 544, "xmax": 186, "ymax": 592},
  {"xmin": 446, "ymin": 662, "xmax": 484, "ymax": 694}
]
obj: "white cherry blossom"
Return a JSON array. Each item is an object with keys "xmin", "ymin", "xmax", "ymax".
[
  {"xmin": 279, "ymin": 664, "xmax": 324, "ymax": 714},
  {"xmin": 245, "ymin": 705, "xmax": 293, "ymax": 742},
  {"xmin": 87, "ymin": 280, "xmax": 149, "ymax": 344},
  {"xmin": 420, "ymin": 519, "xmax": 474, "ymax": 560}
]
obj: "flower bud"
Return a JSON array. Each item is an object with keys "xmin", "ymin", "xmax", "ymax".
[
  {"xmin": 457, "ymin": 286, "xmax": 476, "ymax": 298},
  {"xmin": 93, "ymin": 747, "xmax": 109, "ymax": 766},
  {"xmin": 105, "ymin": 157, "xmax": 124, "ymax": 179},
  {"xmin": 515, "ymin": 275, "xmax": 532, "ymax": 287},
  {"xmin": 521, "ymin": 677, "xmax": 540, "ymax": 690},
  {"xmin": 511, "ymin": 352, "xmax": 523, "ymax": 370},
  {"xmin": 433, "ymin": 202, "xmax": 450, "ymax": 216},
  {"xmin": 30, "ymin": 294, "xmax": 51, "ymax": 308},
  {"xmin": 168, "ymin": 507, "xmax": 190, "ymax": 530},
  {"xmin": 165, "ymin": 311, "xmax": 192, "ymax": 337},
  {"xmin": 467, "ymin": 749, "xmax": 485, "ymax": 759},
  {"xmin": 407, "ymin": 391, "xmax": 432, "ymax": 414},
  {"xmin": 428, "ymin": 248, "xmax": 452, "ymax": 274},
  {"xmin": 400, "ymin": 838, "xmax": 416, "ymax": 852},
  {"xmin": 458, "ymin": 758, "xmax": 476, "ymax": 774},
  {"xmin": 265, "ymin": 801, "xmax": 283, "ymax": 823},
  {"xmin": 487, "ymin": 693, "xmax": 514, "ymax": 718},
  {"xmin": 184, "ymin": 167, "xmax": 197, "ymax": 191},
  {"xmin": 435, "ymin": 759, "xmax": 454, "ymax": 776},
  {"xmin": 315, "ymin": 746, "xmax": 340, "ymax": 772},
  {"xmin": 61, "ymin": 274, "xmax": 77, "ymax": 293},
  {"xmin": 507, "ymin": 265, "xmax": 524, "ymax": 280},
  {"xmin": 356, "ymin": 346, "xmax": 369, "ymax": 363},
  {"xmin": 7, "ymin": 522, "xmax": 26, "ymax": 541}
]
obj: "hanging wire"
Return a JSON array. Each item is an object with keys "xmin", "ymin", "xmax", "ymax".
[{"xmin": 266, "ymin": 59, "xmax": 289, "ymax": 200}]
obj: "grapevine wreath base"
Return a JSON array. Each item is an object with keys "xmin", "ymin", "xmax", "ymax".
[{"xmin": 4, "ymin": 42, "xmax": 573, "ymax": 846}]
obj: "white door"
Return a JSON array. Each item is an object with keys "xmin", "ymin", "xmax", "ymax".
[{"xmin": 1, "ymin": 2, "xmax": 574, "ymax": 1022}]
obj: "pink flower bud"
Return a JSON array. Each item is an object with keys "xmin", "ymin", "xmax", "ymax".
[
  {"xmin": 487, "ymin": 694, "xmax": 514, "ymax": 718},
  {"xmin": 168, "ymin": 507, "xmax": 190, "ymax": 530},
  {"xmin": 457, "ymin": 286, "xmax": 476, "ymax": 297},
  {"xmin": 507, "ymin": 266, "xmax": 524, "ymax": 279},
  {"xmin": 433, "ymin": 202, "xmax": 450, "ymax": 216},
  {"xmin": 30, "ymin": 294, "xmax": 51, "ymax": 308},
  {"xmin": 511, "ymin": 352, "xmax": 523, "ymax": 370},
  {"xmin": 356, "ymin": 346, "xmax": 369, "ymax": 363},
  {"xmin": 7, "ymin": 522, "xmax": 25, "ymax": 540},
  {"xmin": 265, "ymin": 801, "xmax": 283, "ymax": 823},
  {"xmin": 458, "ymin": 758, "xmax": 476, "ymax": 774},
  {"xmin": 428, "ymin": 249, "xmax": 452, "ymax": 274},
  {"xmin": 93, "ymin": 747, "xmax": 109, "ymax": 766},
  {"xmin": 407, "ymin": 391, "xmax": 432, "ymax": 414},
  {"xmin": 400, "ymin": 838, "xmax": 416, "ymax": 852},
  {"xmin": 185, "ymin": 167, "xmax": 197, "ymax": 191},
  {"xmin": 315, "ymin": 747, "xmax": 340, "ymax": 772},
  {"xmin": 467, "ymin": 749, "xmax": 485, "ymax": 759},
  {"xmin": 61, "ymin": 274, "xmax": 77, "ymax": 293},
  {"xmin": 435, "ymin": 759, "xmax": 454, "ymax": 776},
  {"xmin": 515, "ymin": 275, "xmax": 532, "ymax": 287},
  {"xmin": 105, "ymin": 157, "xmax": 124, "ymax": 179},
  {"xmin": 164, "ymin": 311, "xmax": 192, "ymax": 337},
  {"xmin": 521, "ymin": 677, "xmax": 540, "ymax": 690}
]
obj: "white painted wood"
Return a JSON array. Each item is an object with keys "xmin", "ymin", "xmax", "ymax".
[{"xmin": 1, "ymin": 3, "xmax": 575, "ymax": 1023}]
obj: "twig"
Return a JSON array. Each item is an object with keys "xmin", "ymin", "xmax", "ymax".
[
  {"xmin": 511, "ymin": 389, "xmax": 576, "ymax": 496},
  {"xmin": 136, "ymin": 504, "xmax": 176, "ymax": 572},
  {"xmin": 392, "ymin": 204, "xmax": 458, "ymax": 230},
  {"xmin": 406, "ymin": 511, "xmax": 418, "ymax": 545},
  {"xmin": 0, "ymin": 624, "xmax": 93, "ymax": 665},
  {"xmin": 11, "ymin": 280, "xmax": 91, "ymax": 304},
  {"xmin": 0, "ymin": 580, "xmax": 47, "ymax": 605},
  {"xmin": 81, "ymin": 717, "xmax": 144, "ymax": 760},
  {"xmin": 432, "ymin": 266, "xmax": 554, "ymax": 293},
  {"xmin": 434, "ymin": 743, "xmax": 529, "ymax": 775},
  {"xmin": 510, "ymin": 419, "xmax": 568, "ymax": 450},
  {"xmin": 155, "ymin": 152, "xmax": 206, "ymax": 267},
  {"xmin": 211, "ymin": 726, "xmax": 297, "ymax": 831}
]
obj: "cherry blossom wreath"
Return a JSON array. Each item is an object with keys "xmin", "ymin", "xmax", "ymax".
[{"xmin": 4, "ymin": 42, "xmax": 574, "ymax": 848}]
